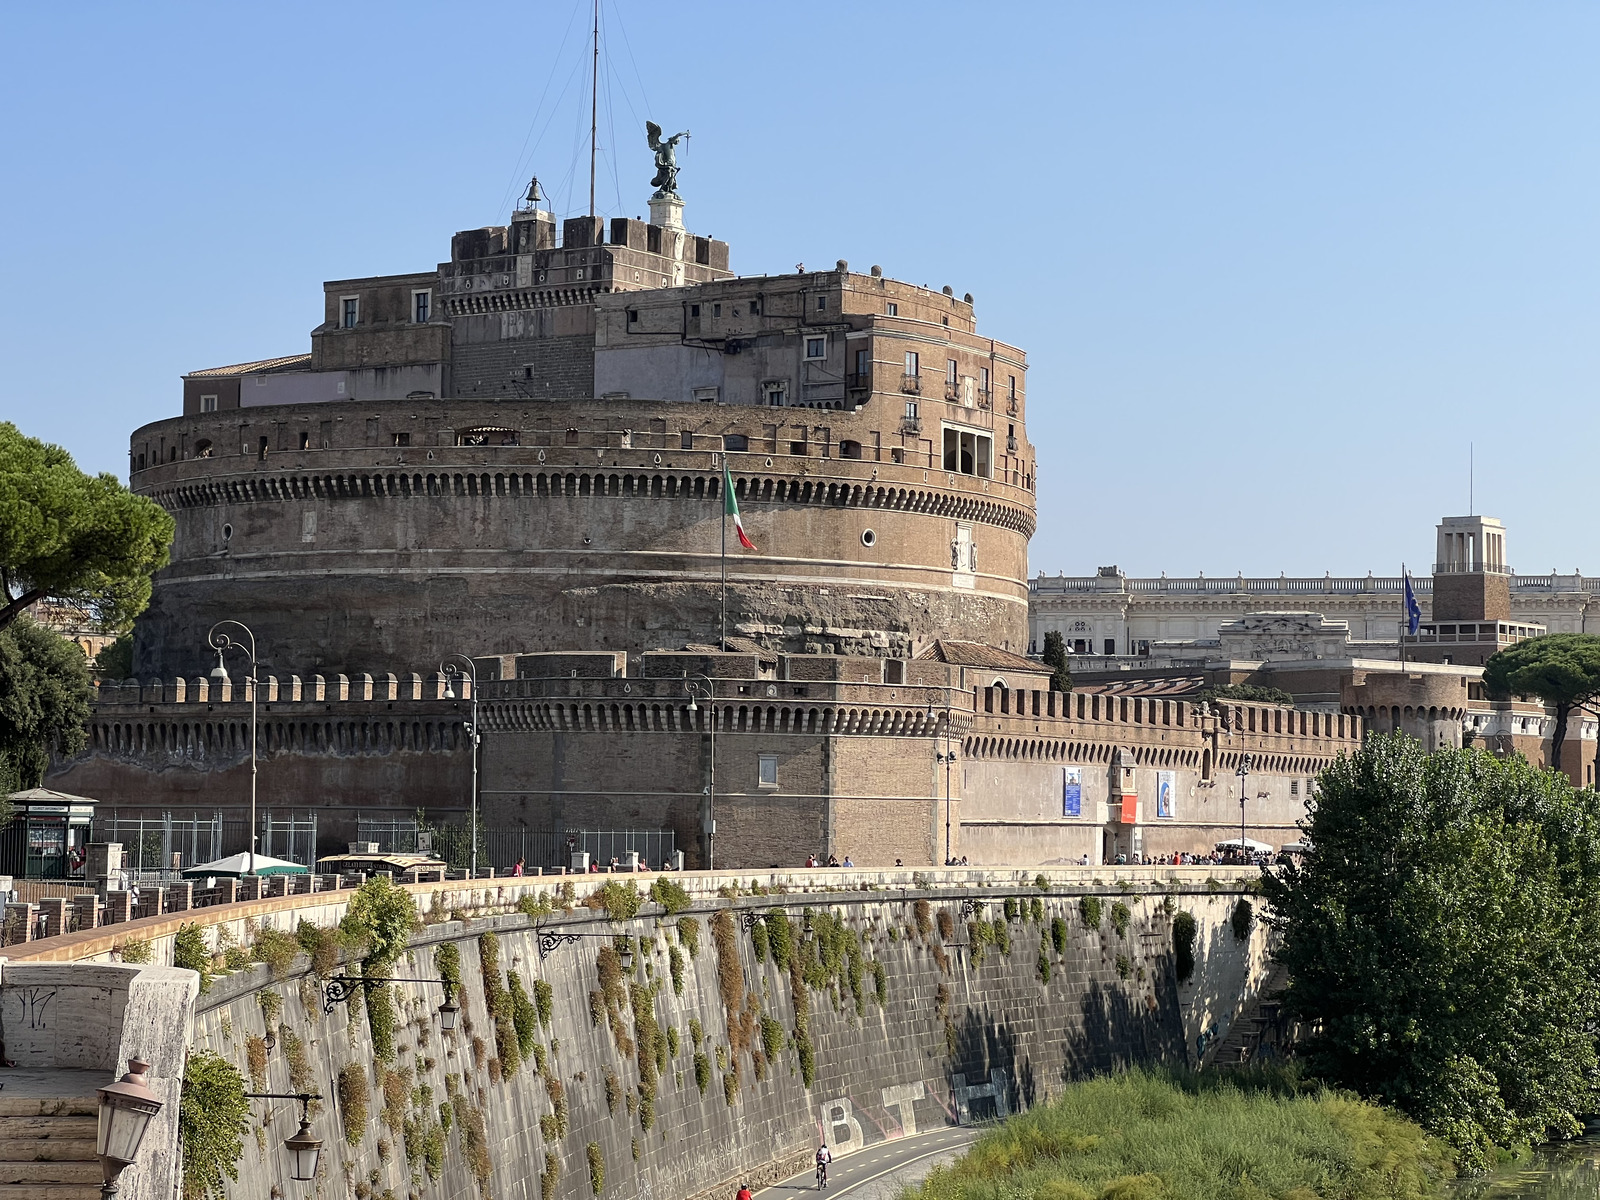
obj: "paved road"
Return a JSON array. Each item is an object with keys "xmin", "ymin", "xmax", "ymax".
[{"xmin": 755, "ymin": 1127, "xmax": 980, "ymax": 1198}]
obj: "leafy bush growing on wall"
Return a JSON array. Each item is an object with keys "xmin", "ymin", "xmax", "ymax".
[
  {"xmin": 1079, "ymin": 896, "xmax": 1103, "ymax": 930},
  {"xmin": 914, "ymin": 898, "xmax": 933, "ymax": 939},
  {"xmin": 173, "ymin": 923, "xmax": 212, "ymax": 993},
  {"xmin": 694, "ymin": 1051, "xmax": 711, "ymax": 1094},
  {"xmin": 251, "ymin": 925, "xmax": 300, "ymax": 978},
  {"xmin": 649, "ymin": 877, "xmax": 691, "ymax": 915},
  {"xmin": 669, "ymin": 945, "xmax": 685, "ymax": 995},
  {"xmin": 534, "ymin": 977, "xmax": 553, "ymax": 1026},
  {"xmin": 180, "ymin": 1050, "xmax": 249, "ymax": 1200},
  {"xmin": 588, "ymin": 880, "xmax": 642, "ymax": 922},
  {"xmin": 1111, "ymin": 901, "xmax": 1131, "ymax": 938},
  {"xmin": 479, "ymin": 933, "xmax": 521, "ymax": 1077},
  {"xmin": 1231, "ymin": 898, "xmax": 1254, "ymax": 942},
  {"xmin": 677, "ymin": 916, "xmax": 701, "ymax": 957},
  {"xmin": 751, "ymin": 920, "xmax": 769, "ymax": 961},
  {"xmin": 510, "ymin": 972, "xmax": 540, "ymax": 1058},
  {"xmin": 766, "ymin": 910, "xmax": 794, "ymax": 968},
  {"xmin": 1173, "ymin": 911, "xmax": 1197, "ymax": 982},
  {"xmin": 341, "ymin": 875, "xmax": 418, "ymax": 968},
  {"xmin": 1037, "ymin": 940, "xmax": 1052, "ymax": 984},
  {"xmin": 1051, "ymin": 917, "xmax": 1069, "ymax": 955},
  {"xmin": 587, "ymin": 1142, "xmax": 605, "ymax": 1194},
  {"xmin": 337, "ymin": 1063, "xmax": 369, "ymax": 1145}
]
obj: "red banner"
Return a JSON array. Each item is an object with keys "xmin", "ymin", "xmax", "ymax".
[{"xmin": 1120, "ymin": 793, "xmax": 1138, "ymax": 824}]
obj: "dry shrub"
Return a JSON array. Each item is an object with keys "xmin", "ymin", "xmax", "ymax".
[
  {"xmin": 711, "ymin": 910, "xmax": 747, "ymax": 1053},
  {"xmin": 245, "ymin": 1035, "xmax": 268, "ymax": 1091},
  {"xmin": 914, "ymin": 898, "xmax": 933, "ymax": 939},
  {"xmin": 936, "ymin": 909, "xmax": 955, "ymax": 941},
  {"xmin": 337, "ymin": 1064, "xmax": 369, "ymax": 1145}
]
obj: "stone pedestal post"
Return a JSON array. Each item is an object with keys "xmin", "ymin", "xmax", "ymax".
[
  {"xmin": 39, "ymin": 898, "xmax": 67, "ymax": 938},
  {"xmin": 3, "ymin": 902, "xmax": 35, "ymax": 944}
]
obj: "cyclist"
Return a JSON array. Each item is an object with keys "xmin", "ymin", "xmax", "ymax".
[
  {"xmin": 815, "ymin": 1143, "xmax": 832, "ymax": 1189},
  {"xmin": 736, "ymin": 1186, "xmax": 753, "ymax": 1200}
]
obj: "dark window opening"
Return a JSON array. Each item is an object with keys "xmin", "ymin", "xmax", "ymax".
[
  {"xmin": 394, "ymin": 432, "xmax": 411, "ymax": 447},
  {"xmin": 257, "ymin": 436, "xmax": 269, "ymax": 462},
  {"xmin": 680, "ymin": 431, "xmax": 693, "ymax": 449},
  {"xmin": 299, "ymin": 432, "xmax": 310, "ymax": 450},
  {"xmin": 724, "ymin": 434, "xmax": 748, "ymax": 452}
]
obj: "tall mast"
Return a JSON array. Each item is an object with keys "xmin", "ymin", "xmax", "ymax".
[{"xmin": 589, "ymin": 0, "xmax": 599, "ymax": 220}]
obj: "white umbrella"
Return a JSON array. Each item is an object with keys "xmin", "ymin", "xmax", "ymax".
[
  {"xmin": 181, "ymin": 852, "xmax": 308, "ymax": 878},
  {"xmin": 1279, "ymin": 841, "xmax": 1309, "ymax": 853},
  {"xmin": 1213, "ymin": 837, "xmax": 1273, "ymax": 852}
]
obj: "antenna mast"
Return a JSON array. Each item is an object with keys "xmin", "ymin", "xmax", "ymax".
[
  {"xmin": 589, "ymin": 0, "xmax": 599, "ymax": 220},
  {"xmin": 1469, "ymin": 441, "xmax": 1474, "ymax": 515}
]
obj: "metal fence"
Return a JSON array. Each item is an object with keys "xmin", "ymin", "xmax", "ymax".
[
  {"xmin": 97, "ymin": 811, "xmax": 320, "ymax": 877},
  {"xmin": 354, "ymin": 819, "xmax": 675, "ymax": 871}
]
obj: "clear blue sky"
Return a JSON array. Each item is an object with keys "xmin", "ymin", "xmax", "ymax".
[{"xmin": 3, "ymin": 2, "xmax": 1595, "ymax": 579}]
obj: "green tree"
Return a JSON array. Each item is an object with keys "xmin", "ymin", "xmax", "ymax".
[
  {"xmin": 1262, "ymin": 733, "xmax": 1600, "ymax": 1168},
  {"xmin": 1040, "ymin": 631, "xmax": 1072, "ymax": 692},
  {"xmin": 0, "ymin": 616, "xmax": 91, "ymax": 796},
  {"xmin": 1196, "ymin": 683, "xmax": 1295, "ymax": 707},
  {"xmin": 1483, "ymin": 633, "xmax": 1600, "ymax": 779},
  {"xmin": 93, "ymin": 633, "xmax": 134, "ymax": 680},
  {"xmin": 0, "ymin": 422, "xmax": 173, "ymax": 635}
]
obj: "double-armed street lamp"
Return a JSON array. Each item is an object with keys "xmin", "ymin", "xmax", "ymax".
[
  {"xmin": 684, "ymin": 673, "xmax": 716, "ymax": 870},
  {"xmin": 441, "ymin": 655, "xmax": 480, "ymax": 878},
  {"xmin": 208, "ymin": 620, "xmax": 260, "ymax": 876}
]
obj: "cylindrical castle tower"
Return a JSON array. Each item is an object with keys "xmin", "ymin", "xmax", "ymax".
[{"xmin": 129, "ymin": 393, "xmax": 1035, "ymax": 677}]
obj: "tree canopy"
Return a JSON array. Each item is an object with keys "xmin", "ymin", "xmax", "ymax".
[
  {"xmin": 1262, "ymin": 733, "xmax": 1600, "ymax": 1170},
  {"xmin": 1196, "ymin": 683, "xmax": 1294, "ymax": 707},
  {"xmin": 1482, "ymin": 633, "xmax": 1600, "ymax": 776},
  {"xmin": 0, "ymin": 422, "xmax": 173, "ymax": 636},
  {"xmin": 0, "ymin": 616, "xmax": 92, "ymax": 796},
  {"xmin": 1040, "ymin": 631, "xmax": 1072, "ymax": 693}
]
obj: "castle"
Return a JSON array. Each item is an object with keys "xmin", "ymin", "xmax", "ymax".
[{"xmin": 52, "ymin": 173, "xmax": 1372, "ymax": 867}]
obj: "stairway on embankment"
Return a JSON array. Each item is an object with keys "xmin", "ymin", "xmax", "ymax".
[{"xmin": 0, "ymin": 1073, "xmax": 103, "ymax": 1200}]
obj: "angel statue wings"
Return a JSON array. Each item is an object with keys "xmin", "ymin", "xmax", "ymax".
[{"xmin": 646, "ymin": 121, "xmax": 691, "ymax": 198}]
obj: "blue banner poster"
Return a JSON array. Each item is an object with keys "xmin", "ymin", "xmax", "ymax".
[
  {"xmin": 1063, "ymin": 767, "xmax": 1082, "ymax": 817},
  {"xmin": 1156, "ymin": 770, "xmax": 1176, "ymax": 819}
]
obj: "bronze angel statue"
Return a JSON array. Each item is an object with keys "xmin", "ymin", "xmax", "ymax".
[{"xmin": 646, "ymin": 121, "xmax": 691, "ymax": 198}]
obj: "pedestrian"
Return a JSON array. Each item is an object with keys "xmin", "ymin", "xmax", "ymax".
[
  {"xmin": 894, "ymin": 857, "xmax": 904, "ymax": 867},
  {"xmin": 512, "ymin": 857, "xmax": 525, "ymax": 877},
  {"xmin": 842, "ymin": 855, "xmax": 854, "ymax": 867}
]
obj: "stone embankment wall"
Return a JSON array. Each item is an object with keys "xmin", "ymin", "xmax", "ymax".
[{"xmin": 119, "ymin": 869, "xmax": 1267, "ymax": 1200}]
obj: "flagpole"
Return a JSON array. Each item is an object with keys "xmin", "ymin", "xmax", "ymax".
[{"xmin": 720, "ymin": 460, "xmax": 728, "ymax": 650}]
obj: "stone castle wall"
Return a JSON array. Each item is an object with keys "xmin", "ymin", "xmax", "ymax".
[
  {"xmin": 10, "ymin": 869, "xmax": 1268, "ymax": 1200},
  {"xmin": 49, "ymin": 668, "xmax": 1363, "ymax": 866}
]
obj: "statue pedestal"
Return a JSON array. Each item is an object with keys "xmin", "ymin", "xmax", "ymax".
[{"xmin": 649, "ymin": 193, "xmax": 684, "ymax": 231}]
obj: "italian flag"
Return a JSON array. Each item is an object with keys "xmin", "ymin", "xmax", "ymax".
[{"xmin": 723, "ymin": 459, "xmax": 756, "ymax": 551}]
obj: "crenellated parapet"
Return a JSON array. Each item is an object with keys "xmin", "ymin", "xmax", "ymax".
[{"xmin": 90, "ymin": 671, "xmax": 474, "ymax": 706}]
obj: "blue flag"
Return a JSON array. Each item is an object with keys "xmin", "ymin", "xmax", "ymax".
[{"xmin": 1403, "ymin": 566, "xmax": 1421, "ymax": 636}]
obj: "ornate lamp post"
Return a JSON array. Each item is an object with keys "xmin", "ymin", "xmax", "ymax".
[
  {"xmin": 97, "ymin": 1059, "xmax": 163, "ymax": 1199},
  {"xmin": 242, "ymin": 1092, "xmax": 324, "ymax": 1182},
  {"xmin": 208, "ymin": 621, "xmax": 259, "ymax": 876},
  {"xmin": 927, "ymin": 701, "xmax": 956, "ymax": 864},
  {"xmin": 441, "ymin": 655, "xmax": 480, "ymax": 878},
  {"xmin": 684, "ymin": 674, "xmax": 716, "ymax": 870},
  {"xmin": 1236, "ymin": 754, "xmax": 1252, "ymax": 860}
]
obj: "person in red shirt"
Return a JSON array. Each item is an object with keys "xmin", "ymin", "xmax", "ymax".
[{"xmin": 736, "ymin": 1186, "xmax": 753, "ymax": 1200}]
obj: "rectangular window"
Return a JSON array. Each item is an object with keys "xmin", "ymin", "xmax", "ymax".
[
  {"xmin": 855, "ymin": 348, "xmax": 870, "ymax": 378},
  {"xmin": 413, "ymin": 290, "xmax": 431, "ymax": 323},
  {"xmin": 394, "ymin": 432, "xmax": 410, "ymax": 447},
  {"xmin": 905, "ymin": 351, "xmax": 919, "ymax": 375},
  {"xmin": 627, "ymin": 309, "xmax": 638, "ymax": 324},
  {"xmin": 904, "ymin": 400, "xmax": 919, "ymax": 421},
  {"xmin": 680, "ymin": 431, "xmax": 694, "ymax": 449},
  {"xmin": 690, "ymin": 303, "xmax": 700, "ymax": 318},
  {"xmin": 942, "ymin": 426, "xmax": 993, "ymax": 478},
  {"xmin": 724, "ymin": 434, "xmax": 748, "ymax": 452},
  {"xmin": 341, "ymin": 297, "xmax": 359, "ymax": 328},
  {"xmin": 758, "ymin": 754, "xmax": 778, "ymax": 788},
  {"xmin": 1009, "ymin": 374, "xmax": 1017, "ymax": 398},
  {"xmin": 200, "ymin": 394, "xmax": 218, "ymax": 413},
  {"xmin": 713, "ymin": 303, "xmax": 722, "ymax": 318},
  {"xmin": 886, "ymin": 302, "xmax": 898, "ymax": 316},
  {"xmin": 299, "ymin": 431, "xmax": 310, "ymax": 450},
  {"xmin": 693, "ymin": 386, "xmax": 719, "ymax": 403},
  {"xmin": 816, "ymin": 295, "xmax": 827, "ymax": 310},
  {"xmin": 805, "ymin": 336, "xmax": 826, "ymax": 359},
  {"xmin": 946, "ymin": 358, "xmax": 958, "ymax": 385},
  {"xmin": 749, "ymin": 299, "xmax": 761, "ymax": 316},
  {"xmin": 980, "ymin": 367, "xmax": 990, "ymax": 394},
  {"xmin": 765, "ymin": 385, "xmax": 786, "ymax": 407}
]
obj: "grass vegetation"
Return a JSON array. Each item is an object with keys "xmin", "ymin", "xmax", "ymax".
[{"xmin": 906, "ymin": 1068, "xmax": 1453, "ymax": 1200}]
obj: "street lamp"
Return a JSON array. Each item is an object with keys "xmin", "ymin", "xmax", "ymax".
[
  {"xmin": 97, "ymin": 1059, "xmax": 163, "ymax": 1199},
  {"xmin": 441, "ymin": 655, "xmax": 480, "ymax": 879},
  {"xmin": 927, "ymin": 700, "xmax": 956, "ymax": 864},
  {"xmin": 684, "ymin": 674, "xmax": 716, "ymax": 871},
  {"xmin": 208, "ymin": 621, "xmax": 260, "ymax": 877},
  {"xmin": 322, "ymin": 974, "xmax": 460, "ymax": 1030},
  {"xmin": 1236, "ymin": 754, "xmax": 1252, "ymax": 861},
  {"xmin": 242, "ymin": 1092, "xmax": 323, "ymax": 1182}
]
